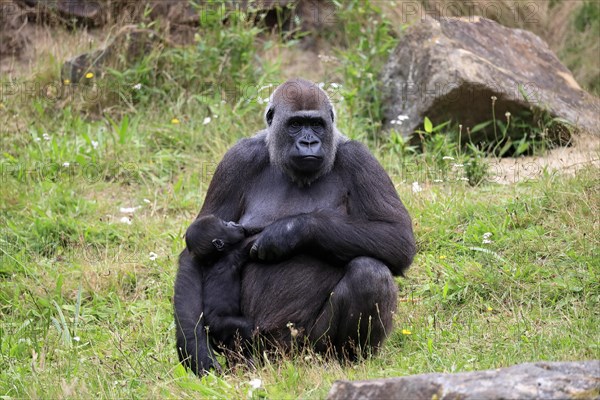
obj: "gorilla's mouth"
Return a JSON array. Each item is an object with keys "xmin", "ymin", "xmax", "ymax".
[
  {"xmin": 296, "ymin": 155, "xmax": 323, "ymax": 163},
  {"xmin": 292, "ymin": 155, "xmax": 324, "ymax": 172}
]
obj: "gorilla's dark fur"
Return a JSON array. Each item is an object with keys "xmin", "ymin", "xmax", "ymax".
[
  {"xmin": 174, "ymin": 78, "xmax": 416, "ymax": 375},
  {"xmin": 184, "ymin": 215, "xmax": 256, "ymax": 360}
]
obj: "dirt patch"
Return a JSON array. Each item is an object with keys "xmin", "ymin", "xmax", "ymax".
[{"xmin": 488, "ymin": 134, "xmax": 600, "ymax": 184}]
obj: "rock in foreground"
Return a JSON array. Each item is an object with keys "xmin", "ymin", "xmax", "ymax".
[{"xmin": 327, "ymin": 360, "xmax": 600, "ymax": 400}]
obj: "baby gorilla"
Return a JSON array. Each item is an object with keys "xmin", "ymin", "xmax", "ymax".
[{"xmin": 185, "ymin": 215, "xmax": 258, "ymax": 361}]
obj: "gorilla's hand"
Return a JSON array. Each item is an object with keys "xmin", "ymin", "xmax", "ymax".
[{"xmin": 249, "ymin": 216, "xmax": 308, "ymax": 262}]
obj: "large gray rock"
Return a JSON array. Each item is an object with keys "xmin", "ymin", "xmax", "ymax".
[
  {"xmin": 327, "ymin": 360, "xmax": 600, "ymax": 400},
  {"xmin": 381, "ymin": 17, "xmax": 600, "ymax": 139}
]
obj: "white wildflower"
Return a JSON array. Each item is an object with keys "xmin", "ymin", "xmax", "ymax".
[
  {"xmin": 247, "ymin": 378, "xmax": 263, "ymax": 397},
  {"xmin": 442, "ymin": 156, "xmax": 455, "ymax": 160},
  {"xmin": 453, "ymin": 163, "xmax": 464, "ymax": 168},
  {"xmin": 257, "ymin": 97, "xmax": 264, "ymax": 105},
  {"xmin": 482, "ymin": 232, "xmax": 493, "ymax": 244},
  {"xmin": 249, "ymin": 378, "xmax": 262, "ymax": 389},
  {"xmin": 42, "ymin": 133, "xmax": 51, "ymax": 141},
  {"xmin": 203, "ymin": 117, "xmax": 211, "ymax": 125},
  {"xmin": 34, "ymin": 137, "xmax": 41, "ymax": 142},
  {"xmin": 149, "ymin": 252, "xmax": 158, "ymax": 261},
  {"xmin": 73, "ymin": 336, "xmax": 80, "ymax": 342},
  {"xmin": 412, "ymin": 181, "xmax": 422, "ymax": 193},
  {"xmin": 62, "ymin": 162, "xmax": 70, "ymax": 167},
  {"xmin": 330, "ymin": 82, "xmax": 340, "ymax": 88},
  {"xmin": 119, "ymin": 206, "xmax": 140, "ymax": 214},
  {"xmin": 133, "ymin": 83, "xmax": 142, "ymax": 90},
  {"xmin": 143, "ymin": 198, "xmax": 151, "ymax": 204},
  {"xmin": 119, "ymin": 216, "xmax": 132, "ymax": 225},
  {"xmin": 91, "ymin": 140, "xmax": 99, "ymax": 149},
  {"xmin": 433, "ymin": 179, "xmax": 443, "ymax": 183}
]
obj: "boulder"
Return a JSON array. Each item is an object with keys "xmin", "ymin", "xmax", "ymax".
[
  {"xmin": 381, "ymin": 17, "xmax": 600, "ymax": 140},
  {"xmin": 327, "ymin": 360, "xmax": 600, "ymax": 400}
]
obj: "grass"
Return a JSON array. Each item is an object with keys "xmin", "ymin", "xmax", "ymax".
[{"xmin": 1, "ymin": 1, "xmax": 599, "ymax": 398}]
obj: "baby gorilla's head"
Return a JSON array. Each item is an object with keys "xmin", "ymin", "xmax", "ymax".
[{"xmin": 185, "ymin": 215, "xmax": 245, "ymax": 257}]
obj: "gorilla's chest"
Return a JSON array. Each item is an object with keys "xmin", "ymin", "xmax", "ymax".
[{"xmin": 239, "ymin": 170, "xmax": 347, "ymax": 226}]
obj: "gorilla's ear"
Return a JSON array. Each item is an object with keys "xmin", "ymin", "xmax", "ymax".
[
  {"xmin": 265, "ymin": 107, "xmax": 274, "ymax": 126},
  {"xmin": 330, "ymin": 109, "xmax": 335, "ymax": 124}
]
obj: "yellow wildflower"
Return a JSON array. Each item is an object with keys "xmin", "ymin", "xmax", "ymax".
[
  {"xmin": 85, "ymin": 72, "xmax": 94, "ymax": 79},
  {"xmin": 63, "ymin": 79, "xmax": 71, "ymax": 85},
  {"xmin": 439, "ymin": 255, "xmax": 447, "ymax": 260},
  {"xmin": 171, "ymin": 118, "xmax": 180, "ymax": 124},
  {"xmin": 401, "ymin": 329, "xmax": 412, "ymax": 335}
]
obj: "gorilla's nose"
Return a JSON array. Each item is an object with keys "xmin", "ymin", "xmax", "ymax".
[{"xmin": 298, "ymin": 136, "xmax": 321, "ymax": 151}]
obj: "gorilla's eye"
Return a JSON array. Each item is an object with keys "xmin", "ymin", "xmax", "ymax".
[
  {"xmin": 310, "ymin": 122, "xmax": 325, "ymax": 135},
  {"xmin": 287, "ymin": 120, "xmax": 303, "ymax": 135}
]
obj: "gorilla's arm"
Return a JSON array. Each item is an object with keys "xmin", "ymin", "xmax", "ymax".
[
  {"xmin": 197, "ymin": 136, "xmax": 269, "ymax": 221},
  {"xmin": 311, "ymin": 141, "xmax": 415, "ymax": 275},
  {"xmin": 251, "ymin": 141, "xmax": 416, "ymax": 276}
]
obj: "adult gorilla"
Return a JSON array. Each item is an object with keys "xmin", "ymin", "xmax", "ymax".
[{"xmin": 174, "ymin": 78, "xmax": 416, "ymax": 375}]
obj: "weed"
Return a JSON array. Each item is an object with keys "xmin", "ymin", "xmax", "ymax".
[{"xmin": 328, "ymin": 0, "xmax": 398, "ymax": 140}]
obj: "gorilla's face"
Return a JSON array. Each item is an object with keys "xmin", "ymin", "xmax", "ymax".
[
  {"xmin": 265, "ymin": 79, "xmax": 340, "ymax": 186},
  {"xmin": 211, "ymin": 220, "xmax": 245, "ymax": 252},
  {"xmin": 188, "ymin": 216, "xmax": 245, "ymax": 255},
  {"xmin": 286, "ymin": 113, "xmax": 327, "ymax": 174}
]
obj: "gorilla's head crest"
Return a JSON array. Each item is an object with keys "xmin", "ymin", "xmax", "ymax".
[{"xmin": 264, "ymin": 78, "xmax": 345, "ymax": 186}]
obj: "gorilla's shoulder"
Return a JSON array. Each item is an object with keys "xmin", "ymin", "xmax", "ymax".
[
  {"xmin": 336, "ymin": 140, "xmax": 378, "ymax": 166},
  {"xmin": 222, "ymin": 131, "xmax": 269, "ymax": 165}
]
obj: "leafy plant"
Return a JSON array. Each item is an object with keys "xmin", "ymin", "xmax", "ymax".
[{"xmin": 329, "ymin": 0, "xmax": 398, "ymax": 139}]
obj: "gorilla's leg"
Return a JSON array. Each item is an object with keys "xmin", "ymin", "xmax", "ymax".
[
  {"xmin": 174, "ymin": 250, "xmax": 220, "ymax": 374},
  {"xmin": 208, "ymin": 315, "xmax": 255, "ymax": 367},
  {"xmin": 208, "ymin": 315, "xmax": 254, "ymax": 350},
  {"xmin": 308, "ymin": 257, "xmax": 398, "ymax": 359}
]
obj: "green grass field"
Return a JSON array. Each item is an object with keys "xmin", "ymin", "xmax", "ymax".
[{"xmin": 1, "ymin": 2, "xmax": 599, "ymax": 398}]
